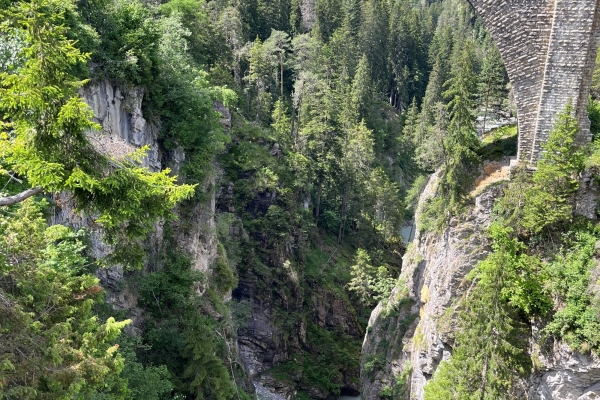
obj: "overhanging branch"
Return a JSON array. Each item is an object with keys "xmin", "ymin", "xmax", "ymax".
[{"xmin": 0, "ymin": 187, "xmax": 43, "ymax": 206}]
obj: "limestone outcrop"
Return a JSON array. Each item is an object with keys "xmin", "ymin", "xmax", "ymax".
[
  {"xmin": 81, "ymin": 80, "xmax": 162, "ymax": 171},
  {"xmin": 361, "ymin": 173, "xmax": 600, "ymax": 400},
  {"xmin": 360, "ymin": 173, "xmax": 498, "ymax": 399}
]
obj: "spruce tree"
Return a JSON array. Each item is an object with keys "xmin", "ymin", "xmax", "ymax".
[
  {"xmin": 478, "ymin": 44, "xmax": 507, "ymax": 134},
  {"xmin": 440, "ymin": 40, "xmax": 480, "ymax": 207},
  {"xmin": 522, "ymin": 101, "xmax": 585, "ymax": 233}
]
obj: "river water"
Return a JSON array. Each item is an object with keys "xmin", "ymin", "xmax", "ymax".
[
  {"xmin": 401, "ymin": 220, "xmax": 416, "ymax": 243},
  {"xmin": 254, "ymin": 382, "xmax": 361, "ymax": 400}
]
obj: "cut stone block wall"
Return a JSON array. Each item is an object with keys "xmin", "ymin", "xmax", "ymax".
[{"xmin": 467, "ymin": 0, "xmax": 600, "ymax": 164}]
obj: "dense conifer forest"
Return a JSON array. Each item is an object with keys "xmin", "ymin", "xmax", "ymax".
[{"xmin": 3, "ymin": 0, "xmax": 600, "ymax": 398}]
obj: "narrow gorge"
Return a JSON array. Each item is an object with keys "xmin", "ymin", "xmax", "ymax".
[{"xmin": 3, "ymin": 0, "xmax": 600, "ymax": 399}]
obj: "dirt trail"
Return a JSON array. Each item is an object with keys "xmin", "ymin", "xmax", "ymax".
[{"xmin": 470, "ymin": 157, "xmax": 513, "ymax": 197}]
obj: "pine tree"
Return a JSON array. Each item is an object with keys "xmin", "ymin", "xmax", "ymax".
[
  {"xmin": 359, "ymin": 0, "xmax": 389, "ymax": 93},
  {"xmin": 314, "ymin": 0, "xmax": 343, "ymax": 41},
  {"xmin": 264, "ymin": 29, "xmax": 291, "ymax": 99},
  {"xmin": 271, "ymin": 99, "xmax": 292, "ymax": 149},
  {"xmin": 522, "ymin": 101, "xmax": 585, "ymax": 233},
  {"xmin": 478, "ymin": 44, "xmax": 507, "ymax": 134},
  {"xmin": 402, "ymin": 98, "xmax": 420, "ymax": 145},
  {"xmin": 351, "ymin": 55, "xmax": 374, "ymax": 123},
  {"xmin": 439, "ymin": 39, "xmax": 480, "ymax": 207},
  {"xmin": 245, "ymin": 37, "xmax": 274, "ymax": 122}
]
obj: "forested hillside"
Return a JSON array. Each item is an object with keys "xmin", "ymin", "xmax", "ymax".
[{"xmin": 3, "ymin": 0, "xmax": 600, "ymax": 399}]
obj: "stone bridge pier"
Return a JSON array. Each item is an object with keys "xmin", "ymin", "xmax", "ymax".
[{"xmin": 467, "ymin": 0, "xmax": 600, "ymax": 164}]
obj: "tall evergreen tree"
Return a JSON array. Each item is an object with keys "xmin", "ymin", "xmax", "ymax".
[
  {"xmin": 478, "ymin": 44, "xmax": 507, "ymax": 134},
  {"xmin": 359, "ymin": 0, "xmax": 389, "ymax": 93},
  {"xmin": 265, "ymin": 29, "xmax": 291, "ymax": 99},
  {"xmin": 314, "ymin": 0, "xmax": 343, "ymax": 41},
  {"xmin": 438, "ymin": 40, "xmax": 480, "ymax": 207},
  {"xmin": 522, "ymin": 102, "xmax": 585, "ymax": 233}
]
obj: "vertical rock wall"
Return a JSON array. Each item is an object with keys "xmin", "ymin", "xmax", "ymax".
[
  {"xmin": 360, "ymin": 174, "xmax": 498, "ymax": 399},
  {"xmin": 361, "ymin": 174, "xmax": 600, "ymax": 399},
  {"xmin": 54, "ymin": 80, "xmax": 222, "ymax": 328},
  {"xmin": 81, "ymin": 80, "xmax": 162, "ymax": 171}
]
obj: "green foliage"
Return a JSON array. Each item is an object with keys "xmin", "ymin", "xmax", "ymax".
[
  {"xmin": 108, "ymin": 337, "xmax": 173, "ymax": 400},
  {"xmin": 588, "ymin": 96, "xmax": 600, "ymax": 141},
  {"xmin": 136, "ymin": 224, "xmax": 238, "ymax": 398},
  {"xmin": 522, "ymin": 102, "xmax": 585, "ymax": 234},
  {"xmin": 183, "ymin": 315, "xmax": 235, "ymax": 400},
  {"xmin": 544, "ymin": 226, "xmax": 600, "ymax": 351},
  {"xmin": 0, "ymin": 0, "xmax": 195, "ymax": 268},
  {"xmin": 0, "ymin": 199, "xmax": 130, "ymax": 398},
  {"xmin": 347, "ymin": 249, "xmax": 396, "ymax": 306},
  {"xmin": 153, "ymin": 12, "xmax": 235, "ymax": 189},
  {"xmin": 88, "ymin": 0, "xmax": 160, "ymax": 86},
  {"xmin": 404, "ymin": 174, "xmax": 428, "ymax": 218},
  {"xmin": 213, "ymin": 243, "xmax": 235, "ymax": 291},
  {"xmin": 439, "ymin": 40, "xmax": 480, "ymax": 209},
  {"xmin": 269, "ymin": 323, "xmax": 360, "ymax": 396}
]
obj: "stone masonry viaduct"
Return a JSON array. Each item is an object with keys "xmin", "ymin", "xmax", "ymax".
[{"xmin": 467, "ymin": 0, "xmax": 600, "ymax": 164}]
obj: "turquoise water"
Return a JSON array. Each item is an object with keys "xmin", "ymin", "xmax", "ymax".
[{"xmin": 401, "ymin": 220, "xmax": 415, "ymax": 243}]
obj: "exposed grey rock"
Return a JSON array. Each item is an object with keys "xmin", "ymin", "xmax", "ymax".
[
  {"xmin": 255, "ymin": 381, "xmax": 289, "ymax": 400},
  {"xmin": 575, "ymin": 170, "xmax": 600, "ymax": 220},
  {"xmin": 81, "ymin": 80, "xmax": 162, "ymax": 171},
  {"xmin": 531, "ymin": 342, "xmax": 600, "ymax": 400},
  {"xmin": 361, "ymin": 172, "xmax": 600, "ymax": 399},
  {"xmin": 214, "ymin": 101, "xmax": 232, "ymax": 132},
  {"xmin": 361, "ymin": 173, "xmax": 500, "ymax": 399}
]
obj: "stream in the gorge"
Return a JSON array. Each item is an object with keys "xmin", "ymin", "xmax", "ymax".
[
  {"xmin": 401, "ymin": 220, "xmax": 416, "ymax": 243},
  {"xmin": 254, "ymin": 382, "xmax": 361, "ymax": 400}
]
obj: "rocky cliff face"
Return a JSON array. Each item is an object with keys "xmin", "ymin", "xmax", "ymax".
[
  {"xmin": 361, "ymin": 173, "xmax": 600, "ymax": 400},
  {"xmin": 54, "ymin": 80, "xmax": 233, "ymax": 337},
  {"xmin": 360, "ymin": 173, "xmax": 498, "ymax": 399},
  {"xmin": 81, "ymin": 80, "xmax": 162, "ymax": 172}
]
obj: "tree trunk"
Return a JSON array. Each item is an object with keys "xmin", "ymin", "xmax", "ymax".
[
  {"xmin": 315, "ymin": 182, "xmax": 322, "ymax": 227},
  {"xmin": 338, "ymin": 187, "xmax": 348, "ymax": 244},
  {"xmin": 280, "ymin": 54, "xmax": 284, "ymax": 99}
]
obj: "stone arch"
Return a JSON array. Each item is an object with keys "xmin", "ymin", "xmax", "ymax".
[{"xmin": 466, "ymin": 0, "xmax": 600, "ymax": 164}]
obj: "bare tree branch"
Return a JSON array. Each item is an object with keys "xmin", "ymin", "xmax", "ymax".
[{"xmin": 0, "ymin": 187, "xmax": 43, "ymax": 206}]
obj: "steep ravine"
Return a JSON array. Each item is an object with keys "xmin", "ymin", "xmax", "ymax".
[
  {"xmin": 55, "ymin": 80, "xmax": 367, "ymax": 399},
  {"xmin": 53, "ymin": 80, "xmax": 256, "ymax": 392},
  {"xmin": 361, "ymin": 172, "xmax": 600, "ymax": 400}
]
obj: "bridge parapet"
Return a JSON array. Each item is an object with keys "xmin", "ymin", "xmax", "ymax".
[{"xmin": 467, "ymin": 0, "xmax": 600, "ymax": 164}]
